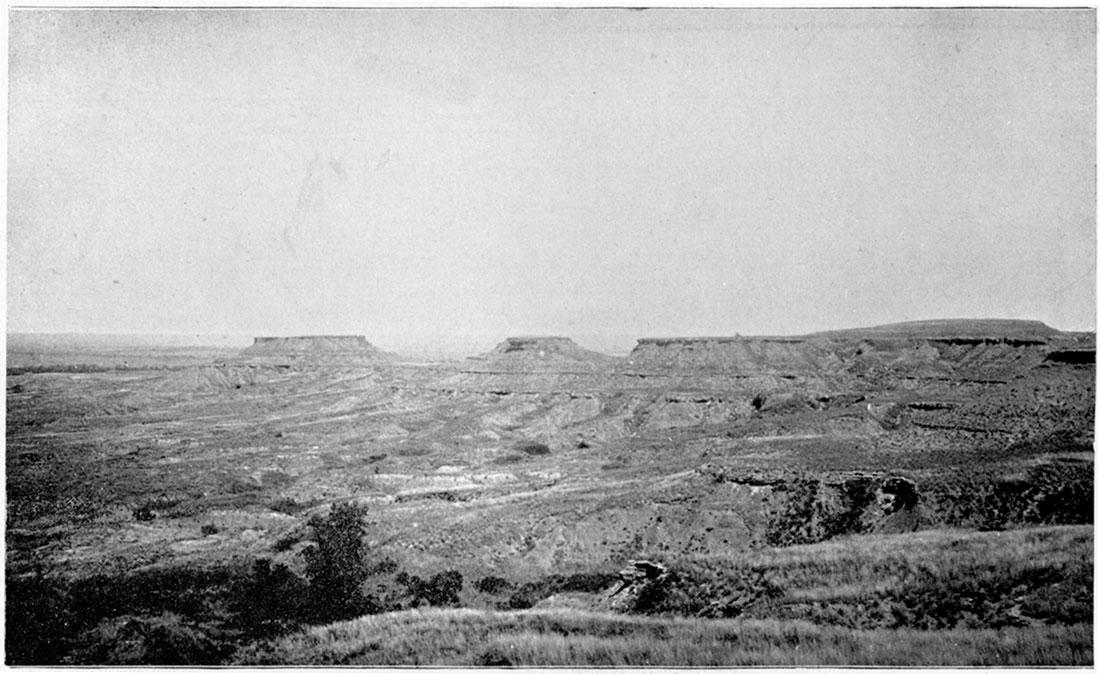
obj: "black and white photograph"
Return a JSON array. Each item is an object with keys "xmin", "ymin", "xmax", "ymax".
[{"xmin": 6, "ymin": 6, "xmax": 1096, "ymax": 666}]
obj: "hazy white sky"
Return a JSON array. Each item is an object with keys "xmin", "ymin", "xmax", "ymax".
[{"xmin": 8, "ymin": 9, "xmax": 1096, "ymax": 348}]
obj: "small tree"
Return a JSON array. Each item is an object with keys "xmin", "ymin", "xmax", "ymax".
[{"xmin": 303, "ymin": 502, "xmax": 374, "ymax": 621}]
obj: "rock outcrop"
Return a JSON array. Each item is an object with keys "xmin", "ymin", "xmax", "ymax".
[{"xmin": 601, "ymin": 560, "xmax": 669, "ymax": 612}]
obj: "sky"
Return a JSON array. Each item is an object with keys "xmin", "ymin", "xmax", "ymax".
[{"xmin": 8, "ymin": 9, "xmax": 1096, "ymax": 352}]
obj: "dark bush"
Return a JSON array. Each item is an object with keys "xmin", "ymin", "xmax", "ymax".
[
  {"xmin": 133, "ymin": 504, "xmax": 156, "ymax": 522},
  {"xmin": 516, "ymin": 442, "xmax": 551, "ymax": 456},
  {"xmin": 67, "ymin": 566, "xmax": 236, "ymax": 624},
  {"xmin": 303, "ymin": 503, "xmax": 376, "ymax": 622},
  {"xmin": 421, "ymin": 570, "xmax": 464, "ymax": 606},
  {"xmin": 8, "ymin": 564, "xmax": 251, "ymax": 665},
  {"xmin": 6, "ymin": 572, "xmax": 74, "ymax": 664},
  {"xmin": 765, "ymin": 476, "xmax": 882, "ymax": 547},
  {"xmin": 229, "ymin": 558, "xmax": 309, "ymax": 638},
  {"xmin": 395, "ymin": 570, "xmax": 464, "ymax": 607},
  {"xmin": 475, "ymin": 576, "xmax": 513, "ymax": 594},
  {"xmin": 765, "ymin": 479, "xmax": 820, "ymax": 547}
]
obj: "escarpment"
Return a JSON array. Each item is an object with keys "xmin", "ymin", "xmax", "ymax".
[{"xmin": 621, "ymin": 319, "xmax": 1092, "ymax": 385}]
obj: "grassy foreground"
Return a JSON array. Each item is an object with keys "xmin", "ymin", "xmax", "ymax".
[
  {"xmin": 234, "ymin": 525, "xmax": 1093, "ymax": 666},
  {"xmin": 652, "ymin": 525, "xmax": 1093, "ymax": 628},
  {"xmin": 233, "ymin": 607, "xmax": 1092, "ymax": 666}
]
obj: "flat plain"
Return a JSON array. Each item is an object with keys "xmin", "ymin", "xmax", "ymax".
[{"xmin": 5, "ymin": 320, "xmax": 1094, "ymax": 665}]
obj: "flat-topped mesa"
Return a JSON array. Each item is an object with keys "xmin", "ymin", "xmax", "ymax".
[
  {"xmin": 624, "ymin": 319, "xmax": 1086, "ymax": 379},
  {"xmin": 458, "ymin": 336, "xmax": 616, "ymax": 382},
  {"xmin": 238, "ymin": 335, "xmax": 393, "ymax": 366},
  {"xmin": 244, "ymin": 335, "xmax": 378, "ymax": 354},
  {"xmin": 810, "ymin": 319, "xmax": 1090, "ymax": 379},
  {"xmin": 490, "ymin": 336, "xmax": 609, "ymax": 360},
  {"xmin": 809, "ymin": 319, "xmax": 1061, "ymax": 345}
]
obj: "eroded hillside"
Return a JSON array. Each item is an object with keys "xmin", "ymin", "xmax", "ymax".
[{"xmin": 6, "ymin": 322, "xmax": 1094, "ymax": 664}]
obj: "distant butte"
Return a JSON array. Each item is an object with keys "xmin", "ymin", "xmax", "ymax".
[
  {"xmin": 486, "ymin": 336, "xmax": 613, "ymax": 362},
  {"xmin": 243, "ymin": 335, "xmax": 382, "ymax": 354},
  {"xmin": 237, "ymin": 335, "xmax": 394, "ymax": 366}
]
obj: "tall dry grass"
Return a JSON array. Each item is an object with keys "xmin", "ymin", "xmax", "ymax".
[
  {"xmin": 233, "ymin": 607, "xmax": 1092, "ymax": 666},
  {"xmin": 233, "ymin": 525, "xmax": 1093, "ymax": 666}
]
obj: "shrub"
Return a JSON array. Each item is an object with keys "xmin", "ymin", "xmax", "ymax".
[
  {"xmin": 133, "ymin": 496, "xmax": 181, "ymax": 521},
  {"xmin": 303, "ymin": 503, "xmax": 376, "ymax": 622},
  {"xmin": 6, "ymin": 572, "xmax": 74, "ymax": 664},
  {"xmin": 476, "ymin": 576, "xmax": 513, "ymax": 594},
  {"xmin": 421, "ymin": 570, "xmax": 464, "ymax": 606},
  {"xmin": 765, "ymin": 476, "xmax": 881, "ymax": 547},
  {"xmin": 517, "ymin": 442, "xmax": 551, "ymax": 456},
  {"xmin": 394, "ymin": 570, "xmax": 464, "ymax": 607},
  {"xmin": 230, "ymin": 559, "xmax": 309, "ymax": 638}
]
